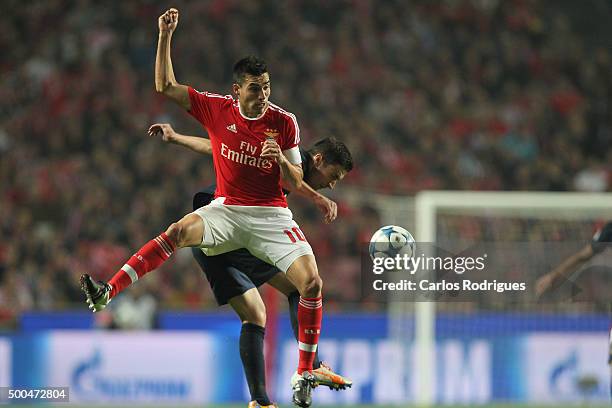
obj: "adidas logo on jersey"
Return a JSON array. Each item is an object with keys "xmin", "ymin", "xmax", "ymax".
[{"xmin": 226, "ymin": 124, "xmax": 237, "ymax": 133}]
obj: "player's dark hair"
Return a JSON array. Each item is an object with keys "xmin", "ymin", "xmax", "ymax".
[
  {"xmin": 233, "ymin": 56, "xmax": 268, "ymax": 85},
  {"xmin": 308, "ymin": 137, "xmax": 354, "ymax": 172}
]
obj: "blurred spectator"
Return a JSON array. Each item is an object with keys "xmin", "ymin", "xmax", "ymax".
[
  {"xmin": 112, "ymin": 284, "xmax": 158, "ymax": 330},
  {"xmin": 1, "ymin": 0, "xmax": 611, "ymax": 312}
]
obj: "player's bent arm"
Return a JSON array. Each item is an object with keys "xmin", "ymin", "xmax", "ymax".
[
  {"xmin": 260, "ymin": 140, "xmax": 303, "ymax": 189},
  {"xmin": 155, "ymin": 30, "xmax": 190, "ymax": 110},
  {"xmin": 536, "ymin": 244, "xmax": 594, "ymax": 296},
  {"xmin": 149, "ymin": 124, "xmax": 212, "ymax": 155},
  {"xmin": 290, "ymin": 180, "xmax": 324, "ymax": 200},
  {"xmin": 171, "ymin": 134, "xmax": 212, "ymax": 155},
  {"xmin": 290, "ymin": 180, "xmax": 331, "ymax": 211},
  {"xmin": 279, "ymin": 157, "xmax": 304, "ymax": 191},
  {"xmin": 290, "ymin": 181, "xmax": 338, "ymax": 223}
]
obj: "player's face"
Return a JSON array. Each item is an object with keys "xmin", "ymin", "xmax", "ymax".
[
  {"xmin": 234, "ymin": 73, "xmax": 271, "ymax": 118},
  {"xmin": 307, "ymin": 153, "xmax": 348, "ymax": 190}
]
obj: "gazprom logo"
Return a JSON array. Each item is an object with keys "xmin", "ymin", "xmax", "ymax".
[
  {"xmin": 549, "ymin": 349, "xmax": 606, "ymax": 399},
  {"xmin": 71, "ymin": 349, "xmax": 191, "ymax": 400}
]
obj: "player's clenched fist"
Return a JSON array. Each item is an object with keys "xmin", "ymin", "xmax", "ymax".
[
  {"xmin": 158, "ymin": 8, "xmax": 179, "ymax": 33},
  {"xmin": 260, "ymin": 139, "xmax": 282, "ymax": 163}
]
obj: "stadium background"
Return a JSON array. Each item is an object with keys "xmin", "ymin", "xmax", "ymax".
[{"xmin": 1, "ymin": 0, "xmax": 611, "ymax": 406}]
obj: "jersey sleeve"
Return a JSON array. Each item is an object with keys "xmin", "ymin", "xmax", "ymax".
[
  {"xmin": 279, "ymin": 112, "xmax": 300, "ymax": 152},
  {"xmin": 187, "ymin": 87, "xmax": 225, "ymax": 127}
]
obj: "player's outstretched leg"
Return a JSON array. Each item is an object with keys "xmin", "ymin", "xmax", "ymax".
[
  {"xmin": 287, "ymin": 291, "xmax": 352, "ymax": 390},
  {"xmin": 79, "ymin": 213, "xmax": 204, "ymax": 311},
  {"xmin": 80, "ymin": 274, "xmax": 112, "ymax": 312}
]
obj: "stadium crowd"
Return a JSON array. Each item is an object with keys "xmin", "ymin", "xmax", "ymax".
[{"xmin": 1, "ymin": 0, "xmax": 610, "ymax": 323}]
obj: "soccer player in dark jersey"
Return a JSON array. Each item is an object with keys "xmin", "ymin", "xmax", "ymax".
[
  {"xmin": 148, "ymin": 124, "xmax": 354, "ymax": 405},
  {"xmin": 81, "ymin": 8, "xmax": 339, "ymax": 408},
  {"xmin": 535, "ymin": 221, "xmax": 612, "ymax": 398}
]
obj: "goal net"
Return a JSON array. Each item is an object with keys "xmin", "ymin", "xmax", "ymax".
[{"xmin": 355, "ymin": 190, "xmax": 612, "ymax": 405}]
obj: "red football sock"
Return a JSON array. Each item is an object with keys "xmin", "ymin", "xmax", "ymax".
[
  {"xmin": 297, "ymin": 296, "xmax": 322, "ymax": 374},
  {"xmin": 108, "ymin": 233, "xmax": 175, "ymax": 298}
]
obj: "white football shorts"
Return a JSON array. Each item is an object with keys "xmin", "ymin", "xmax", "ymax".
[{"xmin": 193, "ymin": 197, "xmax": 314, "ymax": 273}]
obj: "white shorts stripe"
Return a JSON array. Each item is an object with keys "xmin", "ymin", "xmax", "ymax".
[
  {"xmin": 298, "ymin": 341, "xmax": 318, "ymax": 353},
  {"xmin": 121, "ymin": 264, "xmax": 139, "ymax": 283}
]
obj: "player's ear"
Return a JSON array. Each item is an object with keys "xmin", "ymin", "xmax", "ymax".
[
  {"xmin": 313, "ymin": 153, "xmax": 324, "ymax": 167},
  {"xmin": 232, "ymin": 83, "xmax": 240, "ymax": 98}
]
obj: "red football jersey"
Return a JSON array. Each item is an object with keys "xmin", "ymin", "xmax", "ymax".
[{"xmin": 188, "ymin": 87, "xmax": 300, "ymax": 207}]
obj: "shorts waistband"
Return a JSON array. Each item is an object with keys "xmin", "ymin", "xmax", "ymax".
[{"xmin": 212, "ymin": 197, "xmax": 293, "ymax": 216}]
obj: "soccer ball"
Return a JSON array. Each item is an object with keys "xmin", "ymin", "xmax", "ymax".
[{"xmin": 369, "ymin": 225, "xmax": 416, "ymax": 260}]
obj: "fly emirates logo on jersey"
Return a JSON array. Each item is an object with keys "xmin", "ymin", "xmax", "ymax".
[{"xmin": 220, "ymin": 140, "xmax": 274, "ymax": 170}]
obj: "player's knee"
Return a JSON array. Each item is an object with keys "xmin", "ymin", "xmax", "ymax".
[
  {"xmin": 165, "ymin": 215, "xmax": 202, "ymax": 248},
  {"xmin": 165, "ymin": 222, "xmax": 184, "ymax": 247},
  {"xmin": 251, "ymin": 309, "xmax": 267, "ymax": 327},
  {"xmin": 243, "ymin": 305, "xmax": 267, "ymax": 327},
  {"xmin": 301, "ymin": 275, "xmax": 323, "ymax": 298}
]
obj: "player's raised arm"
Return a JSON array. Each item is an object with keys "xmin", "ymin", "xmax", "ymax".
[
  {"xmin": 535, "ymin": 244, "xmax": 593, "ymax": 297},
  {"xmin": 148, "ymin": 123, "xmax": 212, "ymax": 155},
  {"xmin": 536, "ymin": 221, "xmax": 612, "ymax": 297},
  {"xmin": 155, "ymin": 8, "xmax": 190, "ymax": 110}
]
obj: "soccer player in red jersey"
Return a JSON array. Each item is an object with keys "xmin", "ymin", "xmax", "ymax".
[
  {"xmin": 83, "ymin": 129, "xmax": 353, "ymax": 407},
  {"xmin": 153, "ymin": 125, "xmax": 354, "ymax": 405},
  {"xmin": 81, "ymin": 8, "xmax": 325, "ymax": 407}
]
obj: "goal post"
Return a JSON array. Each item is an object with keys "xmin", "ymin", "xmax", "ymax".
[
  {"xmin": 412, "ymin": 190, "xmax": 612, "ymax": 406},
  {"xmin": 339, "ymin": 187, "xmax": 612, "ymax": 405}
]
